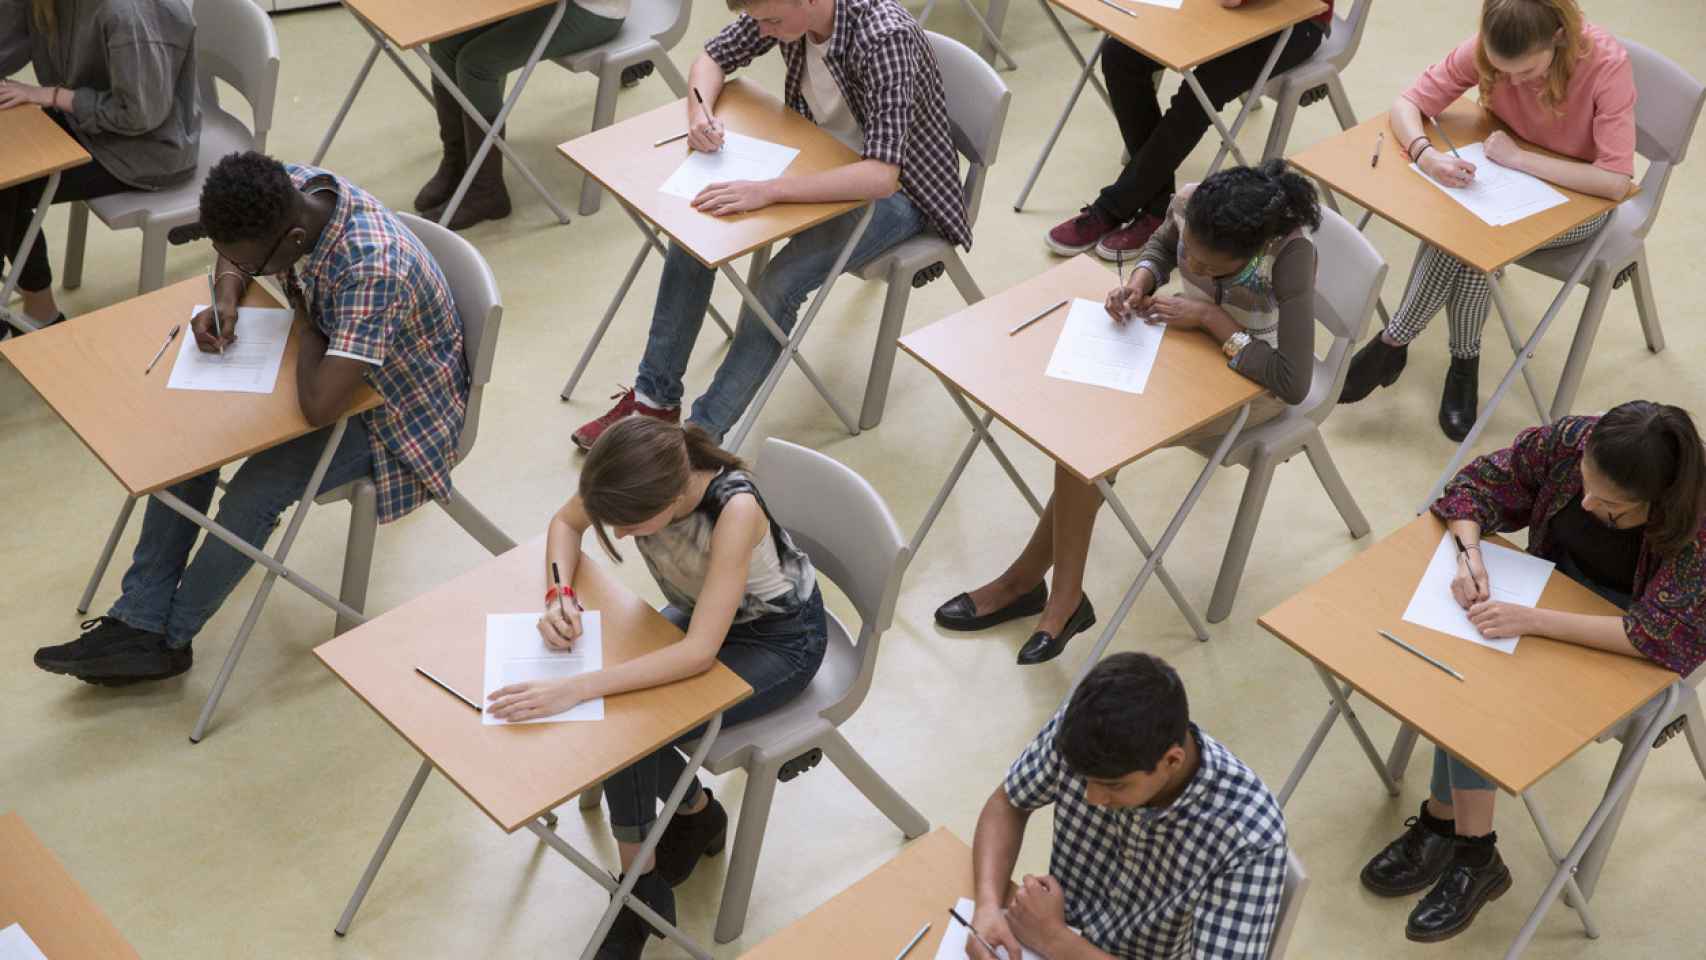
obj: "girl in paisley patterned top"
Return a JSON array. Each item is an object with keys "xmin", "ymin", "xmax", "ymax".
[{"xmin": 487, "ymin": 417, "xmax": 825, "ymax": 959}]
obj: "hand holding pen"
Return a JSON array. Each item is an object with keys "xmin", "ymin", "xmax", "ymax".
[
  {"xmin": 538, "ymin": 560, "xmax": 584, "ymax": 650},
  {"xmin": 688, "ymin": 87, "xmax": 724, "ymax": 153}
]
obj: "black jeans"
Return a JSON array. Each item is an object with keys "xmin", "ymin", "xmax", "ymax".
[
  {"xmin": 1093, "ymin": 21, "xmax": 1324, "ymax": 223},
  {"xmin": 0, "ymin": 112, "xmax": 128, "ymax": 294},
  {"xmin": 603, "ymin": 587, "xmax": 829, "ymax": 843}
]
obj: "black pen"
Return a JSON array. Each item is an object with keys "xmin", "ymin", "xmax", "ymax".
[
  {"xmin": 552, "ymin": 561, "xmax": 583, "ymax": 613},
  {"xmin": 1452, "ymin": 533, "xmax": 1472, "ymax": 556},
  {"xmin": 1371, "ymin": 130, "xmax": 1384, "ymax": 168},
  {"xmin": 948, "ymin": 908, "xmax": 1000, "ymax": 959},
  {"xmin": 415, "ymin": 667, "xmax": 480, "ymax": 712},
  {"xmin": 145, "ymin": 323, "xmax": 181, "ymax": 375}
]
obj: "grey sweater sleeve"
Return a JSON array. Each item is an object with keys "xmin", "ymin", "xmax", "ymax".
[
  {"xmin": 0, "ymin": 3, "xmax": 29, "ymax": 77},
  {"xmin": 1134, "ymin": 207, "xmax": 1182, "ymax": 284},
  {"xmin": 67, "ymin": 14, "xmax": 185, "ymax": 137},
  {"xmin": 1230, "ymin": 236, "xmax": 1316, "ymax": 406}
]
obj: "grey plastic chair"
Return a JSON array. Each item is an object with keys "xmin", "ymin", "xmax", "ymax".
[
  {"xmin": 1184, "ymin": 208, "xmax": 1385, "ymax": 623},
  {"xmin": 1268, "ymin": 850, "xmax": 1309, "ymax": 960},
  {"xmin": 554, "ymin": 0, "xmax": 691, "ymax": 215},
  {"xmin": 317, "ymin": 212, "xmax": 516, "ymax": 634},
  {"xmin": 854, "ymin": 31, "xmax": 1010, "ymax": 430},
  {"xmin": 61, "ymin": 0, "xmax": 279, "ymax": 295},
  {"xmin": 1255, "ymin": 0, "xmax": 1372, "ymax": 163},
  {"xmin": 1515, "ymin": 39, "xmax": 1705, "ymax": 421}
]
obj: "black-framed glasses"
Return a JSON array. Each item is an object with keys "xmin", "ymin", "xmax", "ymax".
[{"xmin": 220, "ymin": 223, "xmax": 293, "ymax": 278}]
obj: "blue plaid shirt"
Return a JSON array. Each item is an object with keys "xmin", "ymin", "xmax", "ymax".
[
  {"xmin": 281, "ymin": 165, "xmax": 467, "ymax": 523},
  {"xmin": 1004, "ymin": 715, "xmax": 1288, "ymax": 959}
]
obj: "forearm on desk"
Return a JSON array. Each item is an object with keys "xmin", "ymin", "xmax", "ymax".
[
  {"xmin": 765, "ymin": 159, "xmax": 899, "ymax": 204},
  {"xmin": 1511, "ymin": 151, "xmax": 1633, "ymax": 201},
  {"xmin": 1533, "ymin": 609, "xmax": 1641, "ymax": 658}
]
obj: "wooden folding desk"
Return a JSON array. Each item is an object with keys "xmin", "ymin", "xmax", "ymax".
[
  {"xmin": 557, "ymin": 79, "xmax": 874, "ymax": 450},
  {"xmin": 314, "ymin": 0, "xmax": 574, "ymax": 226},
  {"xmin": 901, "ymin": 254, "xmax": 1265, "ymax": 682},
  {"xmin": 1290, "ymin": 100, "xmax": 1628, "ymax": 510},
  {"xmin": 0, "ymin": 813, "xmax": 140, "ymax": 960},
  {"xmin": 0, "ymin": 105, "xmax": 91, "ymax": 334},
  {"xmin": 740, "ymin": 827, "xmax": 974, "ymax": 959},
  {"xmin": 1260, "ymin": 514, "xmax": 1679, "ymax": 958},
  {"xmin": 1016, "ymin": 0, "xmax": 1326, "ymax": 210},
  {"xmin": 0, "ymin": 278, "xmax": 381, "ymax": 742},
  {"xmin": 316, "ymin": 536, "xmax": 751, "ymax": 960}
]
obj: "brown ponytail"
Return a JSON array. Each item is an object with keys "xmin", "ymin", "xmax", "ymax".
[
  {"xmin": 30, "ymin": 0, "xmax": 56, "ymax": 32},
  {"xmin": 577, "ymin": 418, "xmax": 745, "ymax": 561},
  {"xmin": 1587, "ymin": 401, "xmax": 1706, "ymax": 558}
]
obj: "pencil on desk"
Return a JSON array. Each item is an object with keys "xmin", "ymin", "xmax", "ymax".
[
  {"xmin": 1377, "ymin": 630, "xmax": 1465, "ymax": 682},
  {"xmin": 1010, "ymin": 298, "xmax": 1068, "ymax": 336},
  {"xmin": 1371, "ymin": 131, "xmax": 1384, "ymax": 168},
  {"xmin": 653, "ymin": 130, "xmax": 689, "ymax": 148},
  {"xmin": 894, "ymin": 921, "xmax": 930, "ymax": 960},
  {"xmin": 1097, "ymin": 0, "xmax": 1137, "ymax": 16},
  {"xmin": 415, "ymin": 666, "xmax": 482, "ymax": 711}
]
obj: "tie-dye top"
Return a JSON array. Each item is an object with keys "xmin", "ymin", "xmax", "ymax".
[{"xmin": 635, "ymin": 469, "xmax": 817, "ymax": 623}]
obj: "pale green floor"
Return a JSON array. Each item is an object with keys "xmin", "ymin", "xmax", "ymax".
[{"xmin": 3, "ymin": 1, "xmax": 1705, "ymax": 957}]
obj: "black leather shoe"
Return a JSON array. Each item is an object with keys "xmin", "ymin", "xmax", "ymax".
[
  {"xmin": 1339, "ymin": 336, "xmax": 1409, "ymax": 403},
  {"xmin": 1438, "ymin": 355, "xmax": 1479, "ymax": 442},
  {"xmin": 935, "ymin": 583, "xmax": 1047, "ymax": 632},
  {"xmin": 1360, "ymin": 804, "xmax": 1457, "ymax": 896},
  {"xmin": 1405, "ymin": 840, "xmax": 1511, "ymax": 943},
  {"xmin": 654, "ymin": 787, "xmax": 727, "ymax": 887},
  {"xmin": 595, "ymin": 870, "xmax": 676, "ymax": 960},
  {"xmin": 1016, "ymin": 596, "xmax": 1096, "ymax": 666}
]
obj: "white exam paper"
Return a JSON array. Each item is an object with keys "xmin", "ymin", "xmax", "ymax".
[
  {"xmin": 1401, "ymin": 533, "xmax": 1555, "ymax": 654},
  {"xmin": 659, "ymin": 132, "xmax": 800, "ymax": 201},
  {"xmin": 934, "ymin": 899, "xmax": 1046, "ymax": 960},
  {"xmin": 0, "ymin": 924, "xmax": 48, "ymax": 960},
  {"xmin": 1044, "ymin": 297, "xmax": 1165, "ymax": 395},
  {"xmin": 482, "ymin": 611, "xmax": 605, "ymax": 724},
  {"xmin": 167, "ymin": 305, "xmax": 292, "ymax": 394},
  {"xmin": 1410, "ymin": 141, "xmax": 1568, "ymax": 227}
]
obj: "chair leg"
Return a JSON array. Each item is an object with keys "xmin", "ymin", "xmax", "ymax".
[
  {"xmin": 335, "ymin": 483, "xmax": 377, "ymax": 637},
  {"xmin": 1629, "ymin": 249, "xmax": 1663, "ymax": 354},
  {"xmin": 1549, "ymin": 266, "xmax": 1614, "ymax": 421},
  {"xmin": 579, "ymin": 782, "xmax": 603, "ymax": 811},
  {"xmin": 1304, "ymin": 434, "xmax": 1369, "ymax": 538},
  {"xmin": 857, "ymin": 270, "xmax": 912, "ymax": 432},
  {"xmin": 713, "ymin": 760, "xmax": 782, "ymax": 944},
  {"xmin": 1679, "ymin": 689, "xmax": 1706, "ymax": 786},
  {"xmin": 137, "ymin": 224, "xmax": 168, "ymax": 294},
  {"xmin": 942, "ymin": 251, "xmax": 984, "ymax": 304},
  {"xmin": 62, "ymin": 201, "xmax": 90, "ymax": 291},
  {"xmin": 1324, "ymin": 75, "xmax": 1358, "ymax": 132},
  {"xmin": 650, "ymin": 45, "xmax": 688, "ymax": 97},
  {"xmin": 436, "ymin": 487, "xmax": 517, "ymax": 555},
  {"xmin": 1260, "ymin": 89, "xmax": 1300, "ymax": 164},
  {"xmin": 819, "ymin": 729, "xmax": 930, "ymax": 838},
  {"xmin": 1206, "ymin": 453, "xmax": 1276, "ymax": 624},
  {"xmin": 577, "ymin": 68, "xmax": 623, "ymax": 216}
]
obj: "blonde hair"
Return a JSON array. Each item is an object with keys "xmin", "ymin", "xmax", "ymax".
[{"xmin": 1476, "ymin": 0, "xmax": 1588, "ymax": 112}]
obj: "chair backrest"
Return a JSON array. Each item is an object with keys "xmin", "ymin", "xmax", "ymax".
[
  {"xmin": 1299, "ymin": 207, "xmax": 1387, "ymax": 427},
  {"xmin": 924, "ymin": 31, "xmax": 1011, "ymax": 230},
  {"xmin": 1316, "ymin": 0, "xmax": 1374, "ymax": 71},
  {"xmin": 395, "ymin": 213, "xmax": 504, "ymax": 462},
  {"xmin": 753, "ymin": 439, "xmax": 909, "ymax": 724},
  {"xmin": 651, "ymin": 0, "xmax": 693, "ymax": 51},
  {"xmin": 191, "ymin": 0, "xmax": 280, "ymax": 150},
  {"xmin": 1267, "ymin": 850, "xmax": 1309, "ymax": 960},
  {"xmin": 1618, "ymin": 39, "xmax": 1706, "ymax": 240}
]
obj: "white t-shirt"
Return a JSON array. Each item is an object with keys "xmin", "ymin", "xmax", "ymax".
[{"xmin": 803, "ymin": 34, "xmax": 864, "ymax": 154}]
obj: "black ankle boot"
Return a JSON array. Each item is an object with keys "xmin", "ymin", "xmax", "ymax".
[
  {"xmin": 1360, "ymin": 801, "xmax": 1457, "ymax": 896},
  {"xmin": 595, "ymin": 870, "xmax": 675, "ymax": 960},
  {"xmin": 654, "ymin": 787, "xmax": 727, "ymax": 886},
  {"xmin": 1339, "ymin": 336, "xmax": 1408, "ymax": 403},
  {"xmin": 1438, "ymin": 355, "xmax": 1479, "ymax": 442},
  {"xmin": 1405, "ymin": 835, "xmax": 1511, "ymax": 943}
]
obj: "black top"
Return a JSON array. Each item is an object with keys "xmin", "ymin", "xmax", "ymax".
[{"xmin": 1549, "ymin": 498, "xmax": 1645, "ymax": 598}]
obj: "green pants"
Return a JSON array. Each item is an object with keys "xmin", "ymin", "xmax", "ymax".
[{"xmin": 428, "ymin": 3, "xmax": 624, "ymax": 118}]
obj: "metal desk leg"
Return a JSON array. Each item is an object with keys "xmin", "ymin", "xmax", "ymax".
[
  {"xmin": 1278, "ymin": 663, "xmax": 1403, "ymax": 807},
  {"xmin": 336, "ymin": 758, "xmax": 434, "ymax": 936},
  {"xmin": 1183, "ymin": 24, "xmax": 1293, "ymax": 175},
  {"xmin": 1015, "ymin": 39, "xmax": 1106, "ymax": 212},
  {"xmin": 910, "ymin": 381, "xmax": 1049, "ymax": 556},
  {"xmin": 1486, "ymin": 275, "xmax": 1551, "ymax": 424},
  {"xmin": 0, "ymin": 170, "xmax": 60, "ymax": 333},
  {"xmin": 77, "ymin": 494, "xmax": 141, "ymax": 614},
  {"xmin": 313, "ymin": 13, "xmax": 433, "ymax": 165},
  {"xmin": 1036, "ymin": 0, "xmax": 1114, "ymax": 111},
  {"xmin": 1520, "ymin": 793, "xmax": 1599, "ymax": 936}
]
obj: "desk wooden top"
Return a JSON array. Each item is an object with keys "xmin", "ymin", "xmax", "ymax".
[
  {"xmin": 740, "ymin": 828, "xmax": 974, "ymax": 960},
  {"xmin": 0, "ymin": 813, "xmax": 140, "ymax": 960},
  {"xmin": 314, "ymin": 537, "xmax": 753, "ymax": 834},
  {"xmin": 0, "ymin": 278, "xmax": 381, "ymax": 496},
  {"xmin": 343, "ymin": 0, "xmax": 559, "ymax": 50},
  {"xmin": 1289, "ymin": 99, "xmax": 1628, "ymax": 274},
  {"xmin": 1051, "ymin": 0, "xmax": 1326, "ymax": 71},
  {"xmin": 559, "ymin": 79, "xmax": 865, "ymax": 268},
  {"xmin": 1258, "ymin": 515, "xmax": 1676, "ymax": 794},
  {"xmin": 899, "ymin": 254, "xmax": 1265, "ymax": 483},
  {"xmin": 0, "ymin": 105, "xmax": 91, "ymax": 190}
]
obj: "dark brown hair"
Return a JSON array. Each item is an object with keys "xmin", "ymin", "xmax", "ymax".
[
  {"xmin": 1587, "ymin": 401, "xmax": 1706, "ymax": 558},
  {"xmin": 578, "ymin": 418, "xmax": 744, "ymax": 561}
]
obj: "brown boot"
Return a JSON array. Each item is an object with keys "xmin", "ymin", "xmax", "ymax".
[
  {"xmin": 415, "ymin": 80, "xmax": 467, "ymax": 216},
  {"xmin": 444, "ymin": 114, "xmax": 511, "ymax": 230}
]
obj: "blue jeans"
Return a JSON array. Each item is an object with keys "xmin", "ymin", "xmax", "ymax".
[
  {"xmin": 1430, "ymin": 745, "xmax": 1495, "ymax": 803},
  {"xmin": 634, "ymin": 193, "xmax": 924, "ymax": 442},
  {"xmin": 604, "ymin": 588, "xmax": 829, "ymax": 843},
  {"xmin": 109, "ymin": 419, "xmax": 375, "ymax": 649}
]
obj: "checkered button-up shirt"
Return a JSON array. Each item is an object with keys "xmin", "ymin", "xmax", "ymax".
[
  {"xmin": 1005, "ymin": 715, "xmax": 1288, "ymax": 959},
  {"xmin": 281, "ymin": 165, "xmax": 467, "ymax": 523},
  {"xmin": 703, "ymin": 0, "xmax": 972, "ymax": 249}
]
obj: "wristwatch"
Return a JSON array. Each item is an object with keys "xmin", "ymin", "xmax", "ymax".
[{"xmin": 1221, "ymin": 330, "xmax": 1252, "ymax": 359}]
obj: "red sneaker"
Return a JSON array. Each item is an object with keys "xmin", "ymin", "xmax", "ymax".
[
  {"xmin": 1095, "ymin": 214, "xmax": 1165, "ymax": 263},
  {"xmin": 571, "ymin": 386, "xmax": 680, "ymax": 451},
  {"xmin": 1045, "ymin": 206, "xmax": 1119, "ymax": 256}
]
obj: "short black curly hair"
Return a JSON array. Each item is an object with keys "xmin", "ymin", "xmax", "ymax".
[
  {"xmin": 199, "ymin": 151, "xmax": 297, "ymax": 246},
  {"xmin": 1184, "ymin": 158, "xmax": 1322, "ymax": 260},
  {"xmin": 1057, "ymin": 652, "xmax": 1190, "ymax": 779}
]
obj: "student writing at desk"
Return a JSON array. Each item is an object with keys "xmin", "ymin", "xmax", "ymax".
[
  {"xmin": 936, "ymin": 163, "xmax": 1318, "ymax": 665},
  {"xmin": 1359, "ymin": 400, "xmax": 1706, "ymax": 943},
  {"xmin": 571, "ymin": 0, "xmax": 969, "ymax": 450},
  {"xmin": 0, "ymin": 0, "xmax": 199, "ymax": 333},
  {"xmin": 1339, "ymin": 0, "xmax": 1636, "ymax": 440},
  {"xmin": 33, "ymin": 152, "xmax": 468, "ymax": 686},
  {"xmin": 486, "ymin": 417, "xmax": 826, "ymax": 960},
  {"xmin": 966, "ymin": 653, "xmax": 1288, "ymax": 959}
]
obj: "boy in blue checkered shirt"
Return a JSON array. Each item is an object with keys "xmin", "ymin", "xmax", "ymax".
[{"xmin": 968, "ymin": 653, "xmax": 1289, "ymax": 959}]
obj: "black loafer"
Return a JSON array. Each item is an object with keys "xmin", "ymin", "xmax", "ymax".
[
  {"xmin": 1438, "ymin": 355, "xmax": 1479, "ymax": 442},
  {"xmin": 1405, "ymin": 841, "xmax": 1511, "ymax": 943},
  {"xmin": 934, "ymin": 583, "xmax": 1047, "ymax": 632},
  {"xmin": 595, "ymin": 870, "xmax": 675, "ymax": 960},
  {"xmin": 654, "ymin": 787, "xmax": 727, "ymax": 887},
  {"xmin": 1361, "ymin": 804, "xmax": 1457, "ymax": 897},
  {"xmin": 1016, "ymin": 595, "xmax": 1096, "ymax": 666}
]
